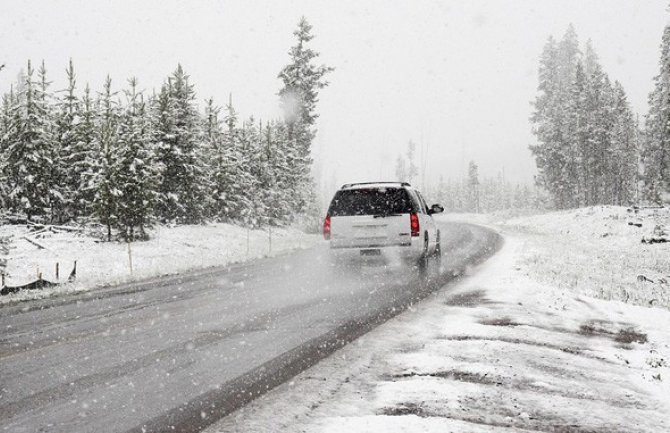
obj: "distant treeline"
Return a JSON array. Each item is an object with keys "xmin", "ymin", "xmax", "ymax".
[
  {"xmin": 429, "ymin": 161, "xmax": 548, "ymax": 214},
  {"xmin": 0, "ymin": 18, "xmax": 332, "ymax": 241},
  {"xmin": 531, "ymin": 24, "xmax": 670, "ymax": 209}
]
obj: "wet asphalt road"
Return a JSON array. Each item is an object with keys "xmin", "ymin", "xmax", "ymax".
[{"xmin": 0, "ymin": 222, "xmax": 500, "ymax": 433}]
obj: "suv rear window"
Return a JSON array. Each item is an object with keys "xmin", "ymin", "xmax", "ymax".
[{"xmin": 328, "ymin": 188, "xmax": 415, "ymax": 216}]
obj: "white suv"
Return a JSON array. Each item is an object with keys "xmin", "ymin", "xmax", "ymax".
[{"xmin": 323, "ymin": 182, "xmax": 444, "ymax": 264}]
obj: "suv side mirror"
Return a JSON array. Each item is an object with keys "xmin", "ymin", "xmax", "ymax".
[{"xmin": 428, "ymin": 204, "xmax": 444, "ymax": 215}]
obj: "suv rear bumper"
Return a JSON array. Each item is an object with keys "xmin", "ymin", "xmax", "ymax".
[
  {"xmin": 329, "ymin": 240, "xmax": 412, "ymax": 249},
  {"xmin": 328, "ymin": 239, "xmax": 424, "ymax": 260}
]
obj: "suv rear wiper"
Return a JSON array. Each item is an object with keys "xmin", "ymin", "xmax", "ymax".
[{"xmin": 373, "ymin": 213, "xmax": 402, "ymax": 218}]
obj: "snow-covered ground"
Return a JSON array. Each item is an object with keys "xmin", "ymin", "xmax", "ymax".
[
  {"xmin": 206, "ymin": 207, "xmax": 670, "ymax": 432},
  {"xmin": 0, "ymin": 223, "xmax": 318, "ymax": 304},
  {"xmin": 503, "ymin": 206, "xmax": 670, "ymax": 309}
]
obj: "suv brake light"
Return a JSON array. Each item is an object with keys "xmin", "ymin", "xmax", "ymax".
[
  {"xmin": 323, "ymin": 215, "xmax": 331, "ymax": 240},
  {"xmin": 410, "ymin": 213, "xmax": 420, "ymax": 237}
]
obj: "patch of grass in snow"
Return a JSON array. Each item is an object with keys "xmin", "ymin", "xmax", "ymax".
[
  {"xmin": 501, "ymin": 206, "xmax": 670, "ymax": 309},
  {"xmin": 443, "ymin": 289, "xmax": 495, "ymax": 308},
  {"xmin": 479, "ymin": 316, "xmax": 521, "ymax": 327}
]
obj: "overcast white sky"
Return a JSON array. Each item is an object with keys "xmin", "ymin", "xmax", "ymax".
[{"xmin": 1, "ymin": 0, "xmax": 667, "ymax": 195}]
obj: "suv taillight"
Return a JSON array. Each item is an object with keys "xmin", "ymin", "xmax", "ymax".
[
  {"xmin": 323, "ymin": 215, "xmax": 331, "ymax": 240},
  {"xmin": 410, "ymin": 213, "xmax": 420, "ymax": 237}
]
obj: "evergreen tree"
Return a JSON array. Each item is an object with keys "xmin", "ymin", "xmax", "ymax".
[
  {"xmin": 56, "ymin": 59, "xmax": 80, "ymax": 220},
  {"xmin": 115, "ymin": 78, "xmax": 161, "ymax": 240},
  {"xmin": 610, "ymin": 82, "xmax": 639, "ymax": 205},
  {"xmin": 406, "ymin": 141, "xmax": 418, "ymax": 184},
  {"xmin": 91, "ymin": 76, "xmax": 120, "ymax": 241},
  {"xmin": 154, "ymin": 65, "xmax": 207, "ymax": 224},
  {"xmin": 467, "ymin": 161, "xmax": 480, "ymax": 212},
  {"xmin": 644, "ymin": 24, "xmax": 670, "ymax": 203},
  {"xmin": 220, "ymin": 97, "xmax": 254, "ymax": 224},
  {"xmin": 3, "ymin": 60, "xmax": 59, "ymax": 221},
  {"xmin": 262, "ymin": 120, "xmax": 292, "ymax": 224},
  {"xmin": 202, "ymin": 97, "xmax": 225, "ymax": 220},
  {"xmin": 270, "ymin": 120, "xmax": 297, "ymax": 223},
  {"xmin": 530, "ymin": 35, "xmax": 569, "ymax": 208},
  {"xmin": 73, "ymin": 84, "xmax": 98, "ymax": 219},
  {"xmin": 36, "ymin": 61, "xmax": 64, "ymax": 221},
  {"xmin": 0, "ymin": 88, "xmax": 16, "ymax": 211},
  {"xmin": 237, "ymin": 117, "xmax": 263, "ymax": 226},
  {"xmin": 278, "ymin": 17, "xmax": 334, "ymax": 129},
  {"xmin": 566, "ymin": 60, "xmax": 587, "ymax": 207},
  {"xmin": 277, "ymin": 17, "xmax": 333, "ymax": 217},
  {"xmin": 395, "ymin": 155, "xmax": 407, "ymax": 181}
]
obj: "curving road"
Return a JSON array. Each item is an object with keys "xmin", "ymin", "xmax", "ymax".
[{"xmin": 0, "ymin": 222, "xmax": 500, "ymax": 433}]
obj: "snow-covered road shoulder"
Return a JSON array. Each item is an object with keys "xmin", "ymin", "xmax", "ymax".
[
  {"xmin": 207, "ymin": 223, "xmax": 670, "ymax": 432},
  {"xmin": 0, "ymin": 223, "xmax": 319, "ymax": 304}
]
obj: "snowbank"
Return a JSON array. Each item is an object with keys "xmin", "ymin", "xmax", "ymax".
[
  {"xmin": 0, "ymin": 223, "xmax": 319, "ymax": 304},
  {"xmin": 499, "ymin": 206, "xmax": 670, "ymax": 309}
]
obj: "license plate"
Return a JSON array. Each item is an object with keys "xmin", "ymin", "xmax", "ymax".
[{"xmin": 360, "ymin": 249, "xmax": 381, "ymax": 256}]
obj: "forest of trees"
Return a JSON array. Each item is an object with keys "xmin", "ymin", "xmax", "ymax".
[
  {"xmin": 0, "ymin": 18, "xmax": 332, "ymax": 241},
  {"xmin": 531, "ymin": 25, "xmax": 640, "ymax": 209},
  {"xmin": 531, "ymin": 24, "xmax": 670, "ymax": 209},
  {"xmin": 391, "ymin": 136, "xmax": 545, "ymax": 213},
  {"xmin": 644, "ymin": 23, "xmax": 670, "ymax": 205},
  {"xmin": 428, "ymin": 161, "xmax": 547, "ymax": 214}
]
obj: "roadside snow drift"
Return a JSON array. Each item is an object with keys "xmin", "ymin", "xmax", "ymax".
[{"xmin": 0, "ymin": 223, "xmax": 318, "ymax": 303}]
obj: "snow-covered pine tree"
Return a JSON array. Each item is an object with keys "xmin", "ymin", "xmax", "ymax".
[
  {"xmin": 154, "ymin": 65, "xmax": 207, "ymax": 224},
  {"xmin": 270, "ymin": 120, "xmax": 297, "ymax": 224},
  {"xmin": 3, "ymin": 60, "xmax": 59, "ymax": 221},
  {"xmin": 153, "ymin": 78, "xmax": 177, "ymax": 222},
  {"xmin": 72, "ymin": 84, "xmax": 98, "ymax": 219},
  {"xmin": 467, "ymin": 161, "xmax": 480, "ymax": 213},
  {"xmin": 583, "ymin": 43, "xmax": 615, "ymax": 206},
  {"xmin": 218, "ymin": 97, "xmax": 254, "ymax": 224},
  {"xmin": 248, "ymin": 119, "xmax": 270, "ymax": 226},
  {"xmin": 277, "ymin": 17, "xmax": 333, "ymax": 218},
  {"xmin": 55, "ymin": 59, "xmax": 80, "ymax": 221},
  {"xmin": 557, "ymin": 25, "xmax": 581, "ymax": 92},
  {"xmin": 566, "ymin": 60, "xmax": 588, "ymax": 207},
  {"xmin": 644, "ymin": 24, "xmax": 670, "ymax": 204},
  {"xmin": 278, "ymin": 17, "xmax": 334, "ymax": 131},
  {"xmin": 36, "ymin": 61, "xmax": 64, "ymax": 222},
  {"xmin": 406, "ymin": 141, "xmax": 418, "ymax": 185},
  {"xmin": 262, "ymin": 120, "xmax": 291, "ymax": 225},
  {"xmin": 395, "ymin": 155, "xmax": 407, "ymax": 182},
  {"xmin": 202, "ymin": 97, "xmax": 224, "ymax": 220},
  {"xmin": 91, "ymin": 76, "xmax": 120, "ymax": 241},
  {"xmin": 237, "ymin": 116, "xmax": 265, "ymax": 227},
  {"xmin": 115, "ymin": 78, "xmax": 161, "ymax": 241},
  {"xmin": 610, "ymin": 82, "xmax": 639, "ymax": 205},
  {"xmin": 0, "ymin": 88, "xmax": 16, "ymax": 211},
  {"xmin": 531, "ymin": 36, "xmax": 569, "ymax": 208}
]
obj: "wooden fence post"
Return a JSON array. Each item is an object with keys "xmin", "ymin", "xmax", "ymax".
[
  {"xmin": 246, "ymin": 228, "xmax": 250, "ymax": 259},
  {"xmin": 127, "ymin": 242, "xmax": 133, "ymax": 276}
]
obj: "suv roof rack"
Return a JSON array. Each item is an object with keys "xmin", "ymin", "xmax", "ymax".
[{"xmin": 340, "ymin": 181, "xmax": 411, "ymax": 189}]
